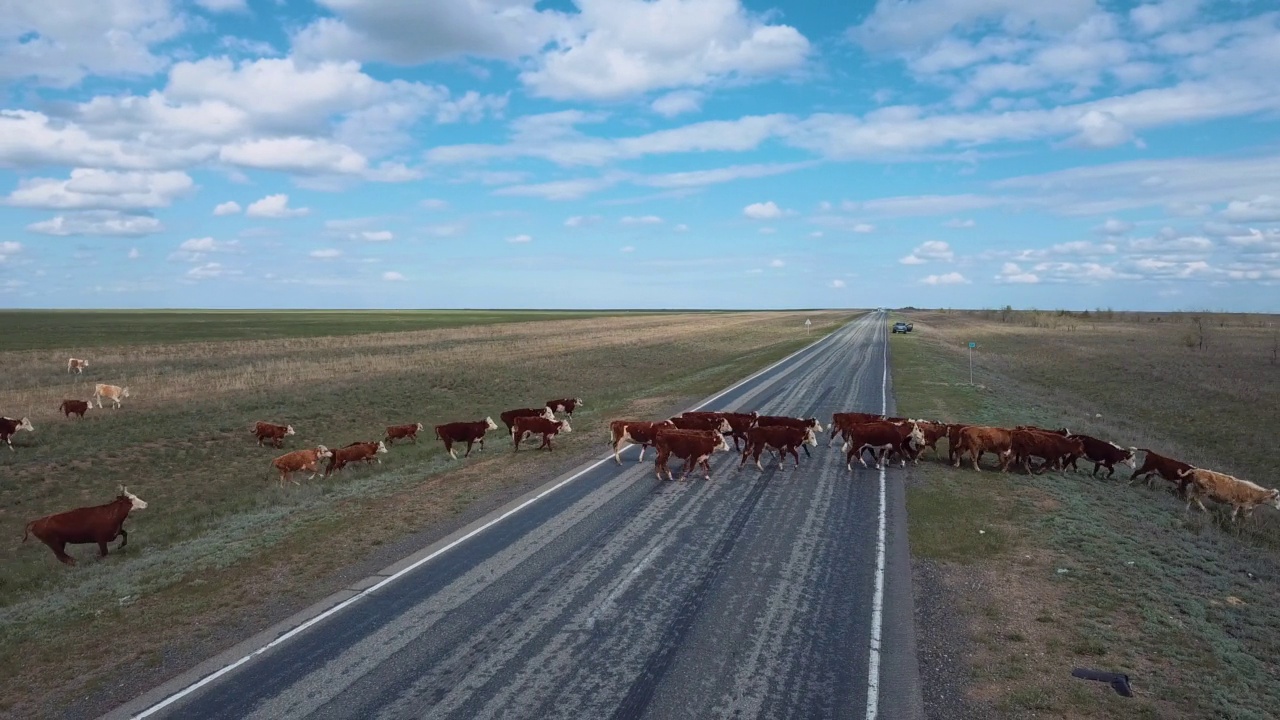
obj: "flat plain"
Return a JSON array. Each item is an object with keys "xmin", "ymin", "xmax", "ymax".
[
  {"xmin": 892, "ymin": 310, "xmax": 1280, "ymax": 720},
  {"xmin": 0, "ymin": 309, "xmax": 852, "ymax": 720}
]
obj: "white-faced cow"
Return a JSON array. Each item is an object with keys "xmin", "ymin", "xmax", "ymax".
[
  {"xmin": 1064, "ymin": 434, "xmax": 1137, "ymax": 479},
  {"xmin": 1179, "ymin": 468, "xmax": 1280, "ymax": 521},
  {"xmin": 23, "ymin": 486, "xmax": 147, "ymax": 566},
  {"xmin": 546, "ymin": 398, "xmax": 584, "ymax": 418},
  {"xmin": 94, "ymin": 383, "xmax": 130, "ymax": 409},
  {"xmin": 740, "ymin": 425, "xmax": 817, "ymax": 471},
  {"xmin": 251, "ymin": 421, "xmax": 295, "ymax": 448},
  {"xmin": 67, "ymin": 357, "xmax": 89, "ymax": 374},
  {"xmin": 1, "ymin": 416, "xmax": 34, "ymax": 452},
  {"xmin": 271, "ymin": 446, "xmax": 332, "ymax": 486},
  {"xmin": 385, "ymin": 422, "xmax": 425, "ymax": 445},
  {"xmin": 608, "ymin": 419, "xmax": 675, "ymax": 464},
  {"xmin": 513, "ymin": 416, "xmax": 572, "ymax": 451},
  {"xmin": 499, "ymin": 407, "xmax": 555, "ymax": 436},
  {"xmin": 653, "ymin": 428, "xmax": 731, "ymax": 481},
  {"xmin": 60, "ymin": 400, "xmax": 92, "ymax": 419},
  {"xmin": 435, "ymin": 418, "xmax": 500, "ymax": 459}
]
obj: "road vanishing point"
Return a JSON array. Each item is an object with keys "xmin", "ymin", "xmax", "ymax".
[{"xmin": 106, "ymin": 311, "xmax": 925, "ymax": 720}]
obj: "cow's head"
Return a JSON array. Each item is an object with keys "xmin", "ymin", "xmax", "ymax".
[
  {"xmin": 415, "ymin": 422, "xmax": 424, "ymax": 431},
  {"xmin": 1068, "ymin": 437, "xmax": 1086, "ymax": 456},
  {"xmin": 484, "ymin": 416, "xmax": 499, "ymax": 431},
  {"xmin": 558, "ymin": 420, "xmax": 573, "ymax": 433},
  {"xmin": 713, "ymin": 433, "xmax": 731, "ymax": 452},
  {"xmin": 121, "ymin": 387, "xmax": 131, "ymax": 398},
  {"xmin": 803, "ymin": 429, "xmax": 818, "ymax": 447},
  {"xmin": 375, "ymin": 441, "xmax": 388, "ymax": 454},
  {"xmin": 808, "ymin": 418, "xmax": 825, "ymax": 433},
  {"xmin": 118, "ymin": 486, "xmax": 148, "ymax": 510},
  {"xmin": 285, "ymin": 425, "xmax": 296, "ymax": 436},
  {"xmin": 1268, "ymin": 489, "xmax": 1280, "ymax": 511},
  {"xmin": 906, "ymin": 423, "xmax": 925, "ymax": 449},
  {"xmin": 1123, "ymin": 446, "xmax": 1138, "ymax": 468},
  {"xmin": 16, "ymin": 417, "xmax": 34, "ymax": 432},
  {"xmin": 316, "ymin": 444, "xmax": 332, "ymax": 458},
  {"xmin": 540, "ymin": 407, "xmax": 555, "ymax": 420},
  {"xmin": 574, "ymin": 397, "xmax": 584, "ymax": 407},
  {"xmin": 716, "ymin": 418, "xmax": 732, "ymax": 433}
]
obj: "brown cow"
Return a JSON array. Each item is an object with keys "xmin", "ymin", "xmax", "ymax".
[
  {"xmin": 1, "ymin": 416, "xmax": 34, "ymax": 452},
  {"xmin": 1064, "ymin": 434, "xmax": 1137, "ymax": 479},
  {"xmin": 830, "ymin": 412, "xmax": 884, "ymax": 445},
  {"xmin": 670, "ymin": 415, "xmax": 733, "ymax": 434},
  {"xmin": 499, "ymin": 406, "xmax": 555, "ymax": 435},
  {"xmin": 60, "ymin": 399, "xmax": 92, "ymax": 419},
  {"xmin": 271, "ymin": 445, "xmax": 333, "ymax": 486},
  {"xmin": 23, "ymin": 486, "xmax": 147, "ymax": 566},
  {"xmin": 946, "ymin": 423, "xmax": 970, "ymax": 465},
  {"xmin": 608, "ymin": 419, "xmax": 675, "ymax": 464},
  {"xmin": 67, "ymin": 357, "xmax": 89, "ymax": 374},
  {"xmin": 1179, "ymin": 468, "xmax": 1280, "ymax": 521},
  {"xmin": 681, "ymin": 410, "xmax": 758, "ymax": 450},
  {"xmin": 845, "ymin": 421, "xmax": 925, "ymax": 470},
  {"xmin": 326, "ymin": 441, "xmax": 388, "ymax": 475},
  {"xmin": 385, "ymin": 422, "xmax": 425, "ymax": 445},
  {"xmin": 653, "ymin": 428, "xmax": 731, "ymax": 481},
  {"xmin": 546, "ymin": 397, "xmax": 584, "ymax": 417},
  {"xmin": 1129, "ymin": 448, "xmax": 1195, "ymax": 494},
  {"xmin": 954, "ymin": 426, "xmax": 1014, "ymax": 472},
  {"xmin": 434, "ymin": 418, "xmax": 499, "ymax": 459},
  {"xmin": 1010, "ymin": 429, "xmax": 1086, "ymax": 474},
  {"xmin": 251, "ymin": 421, "xmax": 295, "ymax": 448},
  {"xmin": 513, "ymin": 416, "xmax": 572, "ymax": 451},
  {"xmin": 740, "ymin": 425, "xmax": 817, "ymax": 470}
]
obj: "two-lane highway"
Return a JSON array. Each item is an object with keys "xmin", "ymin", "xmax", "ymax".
[{"xmin": 108, "ymin": 311, "xmax": 924, "ymax": 720}]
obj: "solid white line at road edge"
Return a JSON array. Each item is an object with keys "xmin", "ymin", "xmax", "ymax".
[
  {"xmin": 866, "ymin": 312, "xmax": 888, "ymax": 720},
  {"xmin": 126, "ymin": 318, "xmax": 853, "ymax": 720}
]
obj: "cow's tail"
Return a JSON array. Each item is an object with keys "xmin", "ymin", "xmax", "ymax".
[
  {"xmin": 434, "ymin": 427, "xmax": 442, "ymax": 441},
  {"xmin": 22, "ymin": 521, "xmax": 34, "ymax": 542}
]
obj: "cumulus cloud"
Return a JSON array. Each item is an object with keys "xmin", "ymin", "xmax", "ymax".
[
  {"xmin": 620, "ymin": 245, "xmax": 635, "ymax": 253},
  {"xmin": 382, "ymin": 271, "xmax": 406, "ymax": 281},
  {"xmin": 419, "ymin": 198, "xmax": 449, "ymax": 210},
  {"xmin": 5, "ymin": 170, "xmax": 194, "ymax": 210},
  {"xmin": 27, "ymin": 211, "xmax": 163, "ymax": 236},
  {"xmin": 743, "ymin": 201, "xmax": 787, "ymax": 219},
  {"xmin": 186, "ymin": 262, "xmax": 240, "ymax": 280},
  {"xmin": 128, "ymin": 247, "xmax": 140, "ymax": 259},
  {"xmin": 1221, "ymin": 195, "xmax": 1280, "ymax": 223},
  {"xmin": 565, "ymin": 214, "xmax": 602, "ymax": 228},
  {"xmin": 830, "ymin": 279, "xmax": 846, "ymax": 288},
  {"xmin": 246, "ymin": 194, "xmax": 310, "ymax": 218},
  {"xmin": 900, "ymin": 240, "xmax": 955, "ymax": 265},
  {"xmin": 621, "ymin": 215, "xmax": 663, "ymax": 225},
  {"xmin": 945, "ymin": 218, "xmax": 976, "ymax": 228},
  {"xmin": 310, "ymin": 248, "xmax": 343, "ymax": 259},
  {"xmin": 1095, "ymin": 218, "xmax": 1133, "ymax": 234},
  {"xmin": 651, "ymin": 90, "xmax": 705, "ymax": 117},
  {"xmin": 507, "ymin": 234, "xmax": 533, "ymax": 243},
  {"xmin": 996, "ymin": 262, "xmax": 1040, "ymax": 284},
  {"xmin": 921, "ymin": 272, "xmax": 969, "ymax": 285},
  {"xmin": 195, "ymin": 0, "xmax": 247, "ymax": 12},
  {"xmin": 674, "ymin": 223, "xmax": 689, "ymax": 232},
  {"xmin": 358, "ymin": 230, "xmax": 393, "ymax": 242},
  {"xmin": 169, "ymin": 237, "xmax": 240, "ymax": 262},
  {"xmin": 213, "ymin": 200, "xmax": 242, "ymax": 216},
  {"xmin": 0, "ymin": 241, "xmax": 22, "ymax": 263}
]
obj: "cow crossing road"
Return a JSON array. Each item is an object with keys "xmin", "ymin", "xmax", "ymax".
[{"xmin": 108, "ymin": 312, "xmax": 924, "ymax": 720}]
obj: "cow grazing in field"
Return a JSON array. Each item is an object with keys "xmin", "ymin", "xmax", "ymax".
[
  {"xmin": 67, "ymin": 357, "xmax": 89, "ymax": 374},
  {"xmin": 653, "ymin": 428, "xmax": 731, "ymax": 481},
  {"xmin": 670, "ymin": 415, "xmax": 733, "ymax": 434},
  {"xmin": 434, "ymin": 418, "xmax": 499, "ymax": 459},
  {"xmin": 251, "ymin": 421, "xmax": 295, "ymax": 448},
  {"xmin": 326, "ymin": 441, "xmax": 388, "ymax": 476},
  {"xmin": 23, "ymin": 486, "xmax": 147, "ymax": 566},
  {"xmin": 1064, "ymin": 434, "xmax": 1137, "ymax": 479},
  {"xmin": 513, "ymin": 416, "xmax": 572, "ymax": 451},
  {"xmin": 954, "ymin": 426, "xmax": 1014, "ymax": 472},
  {"xmin": 1010, "ymin": 429, "xmax": 1086, "ymax": 474},
  {"xmin": 608, "ymin": 419, "xmax": 675, "ymax": 464},
  {"xmin": 60, "ymin": 400, "xmax": 91, "ymax": 419},
  {"xmin": 680, "ymin": 410, "xmax": 758, "ymax": 450},
  {"xmin": 844, "ymin": 421, "xmax": 925, "ymax": 470},
  {"xmin": 1178, "ymin": 468, "xmax": 1280, "ymax": 521},
  {"xmin": 271, "ymin": 445, "xmax": 333, "ymax": 485},
  {"xmin": 93, "ymin": 383, "xmax": 130, "ymax": 409},
  {"xmin": 546, "ymin": 398, "xmax": 584, "ymax": 418},
  {"xmin": 499, "ymin": 407, "xmax": 555, "ymax": 435},
  {"xmin": 740, "ymin": 425, "xmax": 817, "ymax": 471},
  {"xmin": 1129, "ymin": 448, "xmax": 1195, "ymax": 494},
  {"xmin": 385, "ymin": 422, "xmax": 424, "ymax": 445},
  {"xmin": 1, "ymin": 416, "xmax": 34, "ymax": 452}
]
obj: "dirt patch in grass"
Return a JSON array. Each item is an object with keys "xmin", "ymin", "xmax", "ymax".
[
  {"xmin": 892, "ymin": 312, "xmax": 1276, "ymax": 719},
  {"xmin": 0, "ymin": 311, "xmax": 853, "ymax": 720}
]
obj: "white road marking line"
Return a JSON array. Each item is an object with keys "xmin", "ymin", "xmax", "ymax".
[
  {"xmin": 866, "ymin": 312, "xmax": 888, "ymax": 720},
  {"xmin": 128, "ymin": 321, "xmax": 851, "ymax": 720}
]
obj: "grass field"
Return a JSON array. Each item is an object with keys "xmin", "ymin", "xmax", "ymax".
[
  {"xmin": 0, "ymin": 309, "xmax": 854, "ymax": 720},
  {"xmin": 892, "ymin": 310, "xmax": 1280, "ymax": 720}
]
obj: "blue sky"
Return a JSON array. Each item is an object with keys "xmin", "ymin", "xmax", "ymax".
[{"xmin": 1, "ymin": 0, "xmax": 1279, "ymax": 311}]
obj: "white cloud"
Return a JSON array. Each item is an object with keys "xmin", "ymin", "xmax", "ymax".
[
  {"xmin": 848, "ymin": 0, "xmax": 1097, "ymax": 53},
  {"xmin": 169, "ymin": 237, "xmax": 240, "ymax": 262},
  {"xmin": 850, "ymin": 194, "xmax": 1006, "ymax": 216},
  {"xmin": 565, "ymin": 215, "xmax": 602, "ymax": 227},
  {"xmin": 830, "ymin": 279, "xmax": 846, "ymax": 288},
  {"xmin": 493, "ymin": 176, "xmax": 624, "ymax": 200},
  {"xmin": 128, "ymin": 247, "xmax": 140, "ymax": 260},
  {"xmin": 382, "ymin": 271, "xmax": 406, "ymax": 281},
  {"xmin": 1096, "ymin": 218, "xmax": 1133, "ymax": 234},
  {"xmin": 651, "ymin": 90, "xmax": 705, "ymax": 117},
  {"xmin": 1221, "ymin": 195, "xmax": 1280, "ymax": 223},
  {"xmin": 246, "ymin": 194, "xmax": 310, "ymax": 218},
  {"xmin": 0, "ymin": 241, "xmax": 22, "ymax": 263},
  {"xmin": 921, "ymin": 272, "xmax": 970, "ymax": 285},
  {"xmin": 945, "ymin": 218, "xmax": 976, "ymax": 228},
  {"xmin": 996, "ymin": 262, "xmax": 1041, "ymax": 284},
  {"xmin": 770, "ymin": 258, "xmax": 785, "ymax": 268},
  {"xmin": 1069, "ymin": 110, "xmax": 1137, "ymax": 149},
  {"xmin": 758, "ymin": 227, "xmax": 777, "ymax": 234},
  {"xmin": 310, "ymin": 249, "xmax": 343, "ymax": 259},
  {"xmin": 901, "ymin": 240, "xmax": 955, "ymax": 264},
  {"xmin": 744, "ymin": 201, "xmax": 786, "ymax": 220},
  {"xmin": 675, "ymin": 223, "xmax": 689, "ymax": 232},
  {"xmin": 810, "ymin": 231, "xmax": 824, "ymax": 238},
  {"xmin": 5, "ymin": 170, "xmax": 194, "ymax": 210},
  {"xmin": 358, "ymin": 230, "xmax": 394, "ymax": 242},
  {"xmin": 27, "ymin": 211, "xmax": 163, "ymax": 236},
  {"xmin": 195, "ymin": 0, "xmax": 247, "ymax": 12},
  {"xmin": 620, "ymin": 245, "xmax": 635, "ymax": 253},
  {"xmin": 507, "ymin": 234, "xmax": 533, "ymax": 243},
  {"xmin": 424, "ymin": 222, "xmax": 467, "ymax": 238},
  {"xmin": 214, "ymin": 200, "xmax": 242, "ymax": 216},
  {"xmin": 419, "ymin": 198, "xmax": 449, "ymax": 210},
  {"xmin": 1128, "ymin": 234, "xmax": 1213, "ymax": 253},
  {"xmin": 621, "ymin": 215, "xmax": 663, "ymax": 225},
  {"xmin": 638, "ymin": 161, "xmax": 817, "ymax": 189},
  {"xmin": 186, "ymin": 262, "xmax": 240, "ymax": 280}
]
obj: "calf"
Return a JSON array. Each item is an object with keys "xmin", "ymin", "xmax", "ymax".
[
  {"xmin": 1, "ymin": 416, "xmax": 34, "ymax": 452},
  {"xmin": 845, "ymin": 421, "xmax": 925, "ymax": 469},
  {"xmin": 830, "ymin": 412, "xmax": 884, "ymax": 445},
  {"xmin": 499, "ymin": 406, "xmax": 555, "ymax": 435},
  {"xmin": 740, "ymin": 425, "xmax": 817, "ymax": 471},
  {"xmin": 546, "ymin": 397, "xmax": 584, "ymax": 418},
  {"xmin": 653, "ymin": 428, "xmax": 731, "ymax": 481},
  {"xmin": 954, "ymin": 426, "xmax": 1014, "ymax": 472},
  {"xmin": 682, "ymin": 411, "xmax": 758, "ymax": 450},
  {"xmin": 251, "ymin": 421, "xmax": 295, "ymax": 448},
  {"xmin": 912, "ymin": 420, "xmax": 949, "ymax": 461},
  {"xmin": 1130, "ymin": 448, "xmax": 1195, "ymax": 494},
  {"xmin": 1179, "ymin": 468, "xmax": 1280, "ymax": 521},
  {"xmin": 60, "ymin": 399, "xmax": 91, "ymax": 419},
  {"xmin": 434, "ymin": 418, "xmax": 499, "ymax": 459},
  {"xmin": 385, "ymin": 422, "xmax": 424, "ymax": 445},
  {"xmin": 1064, "ymin": 434, "xmax": 1137, "ymax": 479},
  {"xmin": 757, "ymin": 416, "xmax": 824, "ymax": 459},
  {"xmin": 513, "ymin": 416, "xmax": 572, "ymax": 451},
  {"xmin": 94, "ymin": 383, "xmax": 130, "ymax": 409},
  {"xmin": 271, "ymin": 445, "xmax": 333, "ymax": 486},
  {"xmin": 670, "ymin": 415, "xmax": 733, "ymax": 434},
  {"xmin": 608, "ymin": 419, "xmax": 675, "ymax": 464},
  {"xmin": 67, "ymin": 357, "xmax": 89, "ymax": 374},
  {"xmin": 1010, "ymin": 429, "xmax": 1085, "ymax": 474},
  {"xmin": 23, "ymin": 486, "xmax": 147, "ymax": 566},
  {"xmin": 326, "ymin": 441, "xmax": 388, "ymax": 476}
]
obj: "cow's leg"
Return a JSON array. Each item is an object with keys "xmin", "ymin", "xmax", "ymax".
[
  {"xmin": 97, "ymin": 541, "xmax": 110, "ymax": 558},
  {"xmin": 1104, "ymin": 463, "xmax": 1116, "ymax": 479},
  {"xmin": 464, "ymin": 440, "xmax": 475, "ymax": 458},
  {"xmin": 738, "ymin": 445, "xmax": 750, "ymax": 469},
  {"xmin": 5, "ymin": 437, "xmax": 12, "ymax": 452},
  {"xmin": 637, "ymin": 444, "xmax": 646, "ymax": 463},
  {"xmin": 801, "ymin": 444, "xmax": 811, "ymax": 458},
  {"xmin": 117, "ymin": 528, "xmax": 128, "ymax": 549},
  {"xmin": 540, "ymin": 433, "xmax": 552, "ymax": 451},
  {"xmin": 49, "ymin": 540, "xmax": 76, "ymax": 566},
  {"xmin": 790, "ymin": 446, "xmax": 800, "ymax": 468},
  {"xmin": 970, "ymin": 449, "xmax": 981, "ymax": 472},
  {"xmin": 477, "ymin": 436, "xmax": 485, "ymax": 452},
  {"xmin": 96, "ymin": 395, "xmax": 102, "ymax": 408},
  {"xmin": 755, "ymin": 446, "xmax": 765, "ymax": 471}
]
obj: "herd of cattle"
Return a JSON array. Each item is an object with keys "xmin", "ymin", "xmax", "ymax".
[{"xmin": 11, "ymin": 351, "xmax": 1279, "ymax": 568}]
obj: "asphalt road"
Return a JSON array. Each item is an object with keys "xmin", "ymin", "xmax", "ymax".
[{"xmin": 108, "ymin": 311, "xmax": 924, "ymax": 720}]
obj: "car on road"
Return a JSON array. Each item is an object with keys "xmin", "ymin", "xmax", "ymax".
[{"xmin": 892, "ymin": 321, "xmax": 913, "ymax": 334}]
